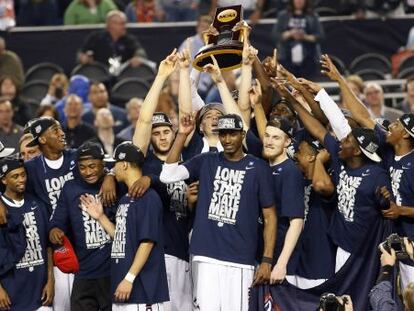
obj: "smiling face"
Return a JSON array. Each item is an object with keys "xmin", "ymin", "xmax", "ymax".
[
  {"xmin": 151, "ymin": 125, "xmax": 174, "ymax": 155},
  {"xmin": 269, "ymin": 102, "xmax": 296, "ymax": 124},
  {"xmin": 262, "ymin": 126, "xmax": 290, "ymax": 161},
  {"xmin": 386, "ymin": 120, "xmax": 408, "ymax": 146},
  {"xmin": 218, "ymin": 130, "xmax": 244, "ymax": 156},
  {"xmin": 2, "ymin": 167, "xmax": 26, "ymax": 194},
  {"xmin": 78, "ymin": 158, "xmax": 105, "ymax": 184},
  {"xmin": 39, "ymin": 123, "xmax": 67, "ymax": 152}
]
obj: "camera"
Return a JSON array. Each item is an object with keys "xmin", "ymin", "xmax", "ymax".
[
  {"xmin": 318, "ymin": 293, "xmax": 345, "ymax": 311},
  {"xmin": 379, "ymin": 233, "xmax": 409, "ymax": 260}
]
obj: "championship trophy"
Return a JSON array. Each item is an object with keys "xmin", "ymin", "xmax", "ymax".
[{"xmin": 192, "ymin": 5, "xmax": 250, "ymax": 72}]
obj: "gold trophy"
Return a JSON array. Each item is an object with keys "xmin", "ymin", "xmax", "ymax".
[{"xmin": 193, "ymin": 5, "xmax": 250, "ymax": 72}]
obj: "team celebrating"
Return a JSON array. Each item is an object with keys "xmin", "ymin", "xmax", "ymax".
[{"xmin": 0, "ymin": 29, "xmax": 413, "ymax": 311}]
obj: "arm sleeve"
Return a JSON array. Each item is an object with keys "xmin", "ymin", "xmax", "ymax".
[
  {"xmin": 369, "ymin": 281, "xmax": 398, "ymax": 311},
  {"xmin": 160, "ymin": 163, "xmax": 190, "ymax": 184},
  {"xmin": 49, "ymin": 189, "xmax": 70, "ymax": 233},
  {"xmin": 281, "ymin": 166, "xmax": 305, "ymax": 218},
  {"xmin": 190, "ymin": 69, "xmax": 206, "ymax": 112},
  {"xmin": 315, "ymin": 88, "xmax": 351, "ymax": 141},
  {"xmin": 245, "ymin": 130, "xmax": 263, "ymax": 158},
  {"xmin": 136, "ymin": 193, "xmax": 163, "ymax": 243},
  {"xmin": 257, "ymin": 162, "xmax": 275, "ymax": 209}
]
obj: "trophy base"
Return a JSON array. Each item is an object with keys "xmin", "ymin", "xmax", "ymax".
[{"xmin": 192, "ymin": 40, "xmax": 243, "ymax": 72}]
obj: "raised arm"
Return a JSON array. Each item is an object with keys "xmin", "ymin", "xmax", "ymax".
[
  {"xmin": 272, "ymin": 79, "xmax": 328, "ymax": 144},
  {"xmin": 203, "ymin": 56, "xmax": 249, "ymax": 130},
  {"xmin": 249, "ymin": 79, "xmax": 267, "ymax": 140},
  {"xmin": 312, "ymin": 149, "xmax": 335, "ymax": 197},
  {"xmin": 132, "ymin": 49, "xmax": 178, "ymax": 155},
  {"xmin": 320, "ymin": 54, "xmax": 375, "ymax": 129}
]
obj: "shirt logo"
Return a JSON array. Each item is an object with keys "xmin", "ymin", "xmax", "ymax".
[
  {"xmin": 245, "ymin": 166, "xmax": 255, "ymax": 170},
  {"xmin": 69, "ymin": 161, "xmax": 76, "ymax": 171}
]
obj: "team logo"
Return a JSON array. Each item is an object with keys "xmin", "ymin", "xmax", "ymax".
[
  {"xmin": 118, "ymin": 152, "xmax": 126, "ymax": 160},
  {"xmin": 1, "ymin": 164, "xmax": 7, "ymax": 173},
  {"xmin": 365, "ymin": 141, "xmax": 378, "ymax": 153},
  {"xmin": 35, "ymin": 125, "xmax": 42, "ymax": 134},
  {"xmin": 357, "ymin": 135, "xmax": 365, "ymax": 144},
  {"xmin": 217, "ymin": 9, "xmax": 237, "ymax": 23}
]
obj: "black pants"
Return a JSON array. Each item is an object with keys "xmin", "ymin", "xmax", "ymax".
[{"xmin": 71, "ymin": 277, "xmax": 111, "ymax": 311}]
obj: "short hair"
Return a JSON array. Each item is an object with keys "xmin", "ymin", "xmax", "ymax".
[
  {"xmin": 404, "ymin": 283, "xmax": 414, "ymax": 311},
  {"xmin": 106, "ymin": 10, "xmax": 126, "ymax": 23},
  {"xmin": 125, "ymin": 97, "xmax": 143, "ymax": 112},
  {"xmin": 66, "ymin": 94, "xmax": 83, "ymax": 106},
  {"xmin": 36, "ymin": 104, "xmax": 59, "ymax": 120},
  {"xmin": 197, "ymin": 14, "xmax": 213, "ymax": 24},
  {"xmin": 364, "ymin": 82, "xmax": 383, "ymax": 95},
  {"xmin": 346, "ymin": 75, "xmax": 365, "ymax": 93}
]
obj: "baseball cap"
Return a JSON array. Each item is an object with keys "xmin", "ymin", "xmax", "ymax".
[
  {"xmin": 351, "ymin": 127, "xmax": 381, "ymax": 162},
  {"xmin": 0, "ymin": 141, "xmax": 15, "ymax": 158},
  {"xmin": 399, "ymin": 113, "xmax": 414, "ymax": 138},
  {"xmin": 0, "ymin": 156, "xmax": 24, "ymax": 179},
  {"xmin": 76, "ymin": 141, "xmax": 105, "ymax": 161},
  {"xmin": 53, "ymin": 236, "xmax": 79, "ymax": 273},
  {"xmin": 113, "ymin": 141, "xmax": 145, "ymax": 167},
  {"xmin": 303, "ymin": 136, "xmax": 323, "ymax": 152},
  {"xmin": 26, "ymin": 117, "xmax": 58, "ymax": 147},
  {"xmin": 267, "ymin": 116, "xmax": 295, "ymax": 138},
  {"xmin": 152, "ymin": 112, "xmax": 172, "ymax": 128},
  {"xmin": 215, "ymin": 114, "xmax": 244, "ymax": 132}
]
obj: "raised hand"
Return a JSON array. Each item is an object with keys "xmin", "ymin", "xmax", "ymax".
[
  {"xmin": 80, "ymin": 194, "xmax": 104, "ymax": 220},
  {"xmin": 243, "ymin": 44, "xmax": 258, "ymax": 66},
  {"xmin": 203, "ymin": 55, "xmax": 223, "ymax": 83},
  {"xmin": 320, "ymin": 54, "xmax": 342, "ymax": 82},
  {"xmin": 297, "ymin": 77, "xmax": 322, "ymax": 94},
  {"xmin": 202, "ymin": 25, "xmax": 219, "ymax": 44},
  {"xmin": 232, "ymin": 20, "xmax": 251, "ymax": 43},
  {"xmin": 158, "ymin": 48, "xmax": 178, "ymax": 78},
  {"xmin": 178, "ymin": 113, "xmax": 195, "ymax": 136},
  {"xmin": 178, "ymin": 40, "xmax": 192, "ymax": 69},
  {"xmin": 249, "ymin": 79, "xmax": 262, "ymax": 107},
  {"xmin": 316, "ymin": 149, "xmax": 330, "ymax": 164},
  {"xmin": 262, "ymin": 49, "xmax": 278, "ymax": 77}
]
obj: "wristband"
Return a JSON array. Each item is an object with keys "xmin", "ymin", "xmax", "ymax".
[
  {"xmin": 124, "ymin": 272, "xmax": 136, "ymax": 283},
  {"xmin": 261, "ymin": 256, "xmax": 273, "ymax": 265}
]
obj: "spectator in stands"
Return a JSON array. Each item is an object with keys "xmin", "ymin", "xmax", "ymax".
[
  {"xmin": 159, "ymin": 0, "xmax": 196, "ymax": 21},
  {"xmin": 272, "ymin": 0, "xmax": 324, "ymax": 78},
  {"xmin": 369, "ymin": 238, "xmax": 414, "ymax": 311},
  {"xmin": 63, "ymin": 94, "xmax": 96, "ymax": 148},
  {"xmin": 117, "ymin": 97, "xmax": 142, "ymax": 141},
  {"xmin": 398, "ymin": 76, "xmax": 414, "ymax": 113},
  {"xmin": 40, "ymin": 73, "xmax": 69, "ymax": 106},
  {"xmin": 364, "ymin": 82, "xmax": 403, "ymax": 122},
  {"xmin": 79, "ymin": 10, "xmax": 147, "ymax": 67},
  {"xmin": 125, "ymin": 0, "xmax": 164, "ymax": 22},
  {"xmin": 340, "ymin": 75, "xmax": 365, "ymax": 109},
  {"xmin": 0, "ymin": 98, "xmax": 23, "ymax": 150},
  {"xmin": 0, "ymin": 37, "xmax": 24, "ymax": 88},
  {"xmin": 64, "ymin": 0, "xmax": 118, "ymax": 25},
  {"xmin": 36, "ymin": 103, "xmax": 60, "ymax": 120},
  {"xmin": 82, "ymin": 81, "xmax": 128, "ymax": 133},
  {"xmin": 54, "ymin": 74, "xmax": 92, "ymax": 123},
  {"xmin": 0, "ymin": 77, "xmax": 30, "ymax": 126},
  {"xmin": 0, "ymin": 0, "xmax": 15, "ymax": 30},
  {"xmin": 19, "ymin": 133, "xmax": 41, "ymax": 161},
  {"xmin": 94, "ymin": 107, "xmax": 123, "ymax": 154},
  {"xmin": 16, "ymin": 0, "xmax": 60, "ymax": 26}
]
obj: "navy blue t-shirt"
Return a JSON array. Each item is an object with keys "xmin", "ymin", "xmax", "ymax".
[
  {"xmin": 0, "ymin": 195, "xmax": 50, "ymax": 311},
  {"xmin": 296, "ymin": 180, "xmax": 336, "ymax": 279},
  {"xmin": 324, "ymin": 133, "xmax": 392, "ymax": 253},
  {"xmin": 111, "ymin": 191, "xmax": 169, "ymax": 304},
  {"xmin": 142, "ymin": 151, "xmax": 190, "ymax": 262},
  {"xmin": 49, "ymin": 178, "xmax": 114, "ymax": 279},
  {"xmin": 375, "ymin": 124, "xmax": 414, "ymax": 241},
  {"xmin": 25, "ymin": 149, "xmax": 77, "ymax": 215},
  {"xmin": 271, "ymin": 158, "xmax": 305, "ymax": 271},
  {"xmin": 183, "ymin": 152, "xmax": 274, "ymax": 266}
]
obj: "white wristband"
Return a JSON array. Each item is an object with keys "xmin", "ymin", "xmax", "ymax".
[{"xmin": 124, "ymin": 272, "xmax": 136, "ymax": 283}]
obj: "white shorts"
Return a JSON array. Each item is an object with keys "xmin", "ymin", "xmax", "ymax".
[
  {"xmin": 36, "ymin": 307, "xmax": 53, "ymax": 311},
  {"xmin": 399, "ymin": 261, "xmax": 414, "ymax": 290},
  {"xmin": 53, "ymin": 267, "xmax": 74, "ymax": 311},
  {"xmin": 191, "ymin": 257, "xmax": 254, "ymax": 311},
  {"xmin": 112, "ymin": 303, "xmax": 164, "ymax": 310},
  {"xmin": 164, "ymin": 255, "xmax": 192, "ymax": 311},
  {"xmin": 335, "ymin": 247, "xmax": 351, "ymax": 273}
]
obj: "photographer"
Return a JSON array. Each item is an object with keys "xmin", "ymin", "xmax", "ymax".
[{"xmin": 369, "ymin": 238, "xmax": 414, "ymax": 311}]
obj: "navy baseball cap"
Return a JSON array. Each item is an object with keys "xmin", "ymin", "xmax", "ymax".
[
  {"xmin": 76, "ymin": 141, "xmax": 105, "ymax": 161},
  {"xmin": 399, "ymin": 113, "xmax": 414, "ymax": 138},
  {"xmin": 26, "ymin": 117, "xmax": 58, "ymax": 147},
  {"xmin": 113, "ymin": 142, "xmax": 145, "ymax": 167},
  {"xmin": 352, "ymin": 127, "xmax": 381, "ymax": 162},
  {"xmin": 152, "ymin": 113, "xmax": 172, "ymax": 128},
  {"xmin": 0, "ymin": 141, "xmax": 14, "ymax": 158},
  {"xmin": 267, "ymin": 116, "xmax": 294, "ymax": 138},
  {"xmin": 303, "ymin": 137, "xmax": 323, "ymax": 152},
  {"xmin": 215, "ymin": 114, "xmax": 244, "ymax": 132},
  {"xmin": 0, "ymin": 156, "xmax": 24, "ymax": 179}
]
